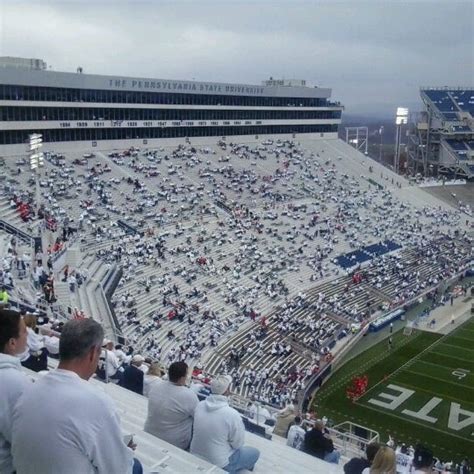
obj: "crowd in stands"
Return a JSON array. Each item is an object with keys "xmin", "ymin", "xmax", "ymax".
[
  {"xmin": 0, "ymin": 138, "xmax": 472, "ymax": 473},
  {"xmin": 0, "ymin": 310, "xmax": 261, "ymax": 473}
]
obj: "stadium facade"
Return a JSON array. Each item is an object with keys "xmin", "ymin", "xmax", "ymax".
[
  {"xmin": 407, "ymin": 87, "xmax": 474, "ymax": 179},
  {"xmin": 0, "ymin": 57, "xmax": 343, "ymax": 153}
]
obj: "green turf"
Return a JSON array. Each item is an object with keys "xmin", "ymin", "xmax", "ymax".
[{"xmin": 313, "ymin": 319, "xmax": 474, "ymax": 461}]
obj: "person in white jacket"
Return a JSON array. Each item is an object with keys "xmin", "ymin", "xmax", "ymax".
[
  {"xmin": 0, "ymin": 308, "xmax": 30, "ymax": 474},
  {"xmin": 11, "ymin": 319, "xmax": 142, "ymax": 474},
  {"xmin": 190, "ymin": 375, "xmax": 260, "ymax": 473}
]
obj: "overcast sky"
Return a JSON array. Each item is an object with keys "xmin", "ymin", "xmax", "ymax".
[{"xmin": 0, "ymin": 0, "xmax": 472, "ymax": 118}]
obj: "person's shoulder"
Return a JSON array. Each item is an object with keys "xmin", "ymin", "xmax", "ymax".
[{"xmin": 0, "ymin": 366, "xmax": 31, "ymax": 392}]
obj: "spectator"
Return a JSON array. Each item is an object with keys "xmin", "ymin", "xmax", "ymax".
[
  {"xmin": 97, "ymin": 339, "xmax": 122, "ymax": 382},
  {"xmin": 115, "ymin": 344, "xmax": 132, "ymax": 365},
  {"xmin": 273, "ymin": 400, "xmax": 296, "ymax": 437},
  {"xmin": 190, "ymin": 374, "xmax": 260, "ymax": 473},
  {"xmin": 411, "ymin": 445, "xmax": 434, "ymax": 474},
  {"xmin": 344, "ymin": 442, "xmax": 381, "ymax": 474},
  {"xmin": 304, "ymin": 419, "xmax": 340, "ymax": 464},
  {"xmin": 286, "ymin": 416, "xmax": 306, "ymax": 450},
  {"xmin": 0, "ymin": 287, "xmax": 9, "ymax": 307},
  {"xmin": 121, "ymin": 354, "xmax": 145, "ymax": 395},
  {"xmin": 144, "ymin": 361, "xmax": 198, "ymax": 450},
  {"xmin": 362, "ymin": 445, "xmax": 396, "ymax": 474},
  {"xmin": 19, "ymin": 313, "xmax": 48, "ymax": 372},
  {"xmin": 0, "ymin": 309, "xmax": 30, "ymax": 474},
  {"xmin": 457, "ymin": 458, "xmax": 471, "ymax": 474},
  {"xmin": 11, "ymin": 319, "xmax": 142, "ymax": 474},
  {"xmin": 143, "ymin": 362, "xmax": 164, "ymax": 397}
]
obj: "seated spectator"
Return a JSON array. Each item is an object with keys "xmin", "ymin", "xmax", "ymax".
[
  {"xmin": 43, "ymin": 330, "xmax": 60, "ymax": 359},
  {"xmin": 273, "ymin": 400, "xmax": 296, "ymax": 437},
  {"xmin": 286, "ymin": 416, "xmax": 306, "ymax": 450},
  {"xmin": 19, "ymin": 313, "xmax": 48, "ymax": 372},
  {"xmin": 395, "ymin": 443, "xmax": 413, "ymax": 474},
  {"xmin": 121, "ymin": 355, "xmax": 145, "ymax": 395},
  {"xmin": 0, "ymin": 309, "xmax": 30, "ymax": 474},
  {"xmin": 143, "ymin": 362, "xmax": 164, "ymax": 397},
  {"xmin": 114, "ymin": 344, "xmax": 132, "ymax": 365},
  {"xmin": 190, "ymin": 375, "xmax": 260, "ymax": 473},
  {"xmin": 0, "ymin": 287, "xmax": 9, "ymax": 307},
  {"xmin": 11, "ymin": 319, "xmax": 142, "ymax": 474},
  {"xmin": 410, "ymin": 445, "xmax": 434, "ymax": 474},
  {"xmin": 189, "ymin": 373, "xmax": 211, "ymax": 399},
  {"xmin": 304, "ymin": 419, "xmax": 340, "ymax": 464},
  {"xmin": 362, "ymin": 445, "xmax": 396, "ymax": 474},
  {"xmin": 97, "ymin": 339, "xmax": 122, "ymax": 382},
  {"xmin": 344, "ymin": 442, "xmax": 381, "ymax": 474},
  {"xmin": 144, "ymin": 361, "xmax": 198, "ymax": 450}
]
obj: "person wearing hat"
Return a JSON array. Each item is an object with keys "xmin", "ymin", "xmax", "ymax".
[
  {"xmin": 190, "ymin": 374, "xmax": 260, "ymax": 473},
  {"xmin": 120, "ymin": 355, "xmax": 145, "ymax": 395},
  {"xmin": 409, "ymin": 445, "xmax": 434, "ymax": 474}
]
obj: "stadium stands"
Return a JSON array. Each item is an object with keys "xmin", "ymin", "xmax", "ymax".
[
  {"xmin": 410, "ymin": 88, "xmax": 474, "ymax": 178},
  {"xmin": 0, "ymin": 135, "xmax": 472, "ymax": 473}
]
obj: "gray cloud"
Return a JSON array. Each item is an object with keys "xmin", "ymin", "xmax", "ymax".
[{"xmin": 1, "ymin": 0, "xmax": 473, "ymax": 117}]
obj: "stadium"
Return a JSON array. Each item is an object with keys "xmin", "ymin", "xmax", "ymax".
[{"xmin": 0, "ymin": 56, "xmax": 473, "ymax": 474}]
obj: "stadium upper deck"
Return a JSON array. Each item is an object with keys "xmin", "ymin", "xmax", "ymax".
[
  {"xmin": 408, "ymin": 87, "xmax": 474, "ymax": 179},
  {"xmin": 0, "ymin": 57, "xmax": 342, "ymax": 153}
]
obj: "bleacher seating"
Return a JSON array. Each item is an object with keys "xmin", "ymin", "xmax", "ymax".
[{"xmin": 0, "ymin": 136, "xmax": 471, "ymax": 413}]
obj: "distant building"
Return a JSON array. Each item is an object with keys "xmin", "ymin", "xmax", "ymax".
[
  {"xmin": 0, "ymin": 57, "xmax": 343, "ymax": 152},
  {"xmin": 0, "ymin": 56, "xmax": 47, "ymax": 70}
]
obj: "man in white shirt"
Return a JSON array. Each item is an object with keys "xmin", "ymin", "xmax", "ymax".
[
  {"xmin": 11, "ymin": 319, "xmax": 142, "ymax": 474},
  {"xmin": 190, "ymin": 375, "xmax": 260, "ymax": 473},
  {"xmin": 0, "ymin": 309, "xmax": 30, "ymax": 474},
  {"xmin": 99, "ymin": 339, "xmax": 122, "ymax": 382},
  {"xmin": 286, "ymin": 416, "xmax": 306, "ymax": 450},
  {"xmin": 144, "ymin": 361, "xmax": 198, "ymax": 450}
]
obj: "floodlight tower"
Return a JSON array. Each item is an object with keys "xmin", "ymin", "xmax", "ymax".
[
  {"xmin": 394, "ymin": 108, "xmax": 408, "ymax": 174},
  {"xmin": 29, "ymin": 133, "xmax": 44, "ymax": 213}
]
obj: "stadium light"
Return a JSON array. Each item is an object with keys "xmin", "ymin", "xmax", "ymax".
[
  {"xmin": 394, "ymin": 108, "xmax": 409, "ymax": 174},
  {"xmin": 29, "ymin": 134, "xmax": 44, "ymax": 221}
]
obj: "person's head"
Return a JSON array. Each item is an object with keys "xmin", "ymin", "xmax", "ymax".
[
  {"xmin": 168, "ymin": 361, "xmax": 188, "ymax": 385},
  {"xmin": 0, "ymin": 309, "xmax": 27, "ymax": 356},
  {"xmin": 210, "ymin": 374, "xmax": 233, "ymax": 396},
  {"xmin": 58, "ymin": 319, "xmax": 104, "ymax": 380},
  {"xmin": 294, "ymin": 416, "xmax": 302, "ymax": 426},
  {"xmin": 103, "ymin": 340, "xmax": 114, "ymax": 351},
  {"xmin": 366, "ymin": 442, "xmax": 381, "ymax": 464},
  {"xmin": 131, "ymin": 354, "xmax": 144, "ymax": 367},
  {"xmin": 370, "ymin": 446, "xmax": 396, "ymax": 474},
  {"xmin": 313, "ymin": 419, "xmax": 325, "ymax": 432},
  {"xmin": 23, "ymin": 313, "xmax": 37, "ymax": 330},
  {"xmin": 148, "ymin": 362, "xmax": 164, "ymax": 377},
  {"xmin": 412, "ymin": 445, "xmax": 434, "ymax": 470}
]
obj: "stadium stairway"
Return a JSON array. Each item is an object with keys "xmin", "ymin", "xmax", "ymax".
[{"xmin": 24, "ymin": 362, "xmax": 344, "ymax": 473}]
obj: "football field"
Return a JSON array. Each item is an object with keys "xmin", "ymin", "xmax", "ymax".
[{"xmin": 314, "ymin": 317, "xmax": 474, "ymax": 461}]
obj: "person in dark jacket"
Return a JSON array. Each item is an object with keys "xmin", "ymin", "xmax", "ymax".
[
  {"xmin": 121, "ymin": 354, "xmax": 145, "ymax": 395},
  {"xmin": 304, "ymin": 419, "xmax": 340, "ymax": 464},
  {"xmin": 344, "ymin": 442, "xmax": 380, "ymax": 474}
]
